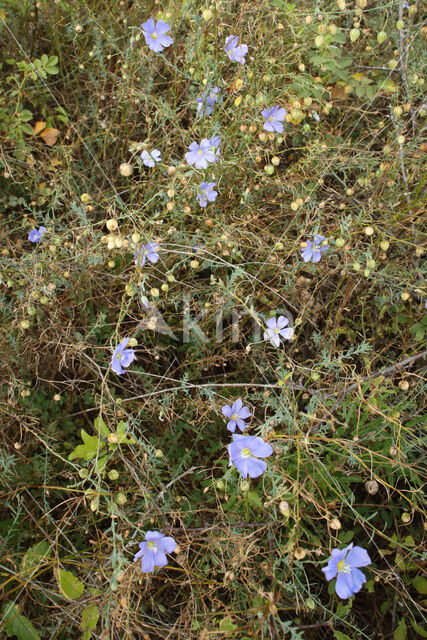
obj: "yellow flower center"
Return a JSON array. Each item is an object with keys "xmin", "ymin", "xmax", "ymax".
[
  {"xmin": 231, "ymin": 413, "xmax": 238, "ymax": 420},
  {"xmin": 268, "ymin": 116, "xmax": 273, "ymax": 121},
  {"xmin": 198, "ymin": 149, "xmax": 204, "ymax": 155},
  {"xmin": 274, "ymin": 327, "xmax": 279, "ymax": 334},
  {"xmin": 147, "ymin": 541, "xmax": 158, "ymax": 552},
  {"xmin": 337, "ymin": 559, "xmax": 350, "ymax": 573},
  {"xmin": 241, "ymin": 448, "xmax": 251, "ymax": 458},
  {"xmin": 151, "ymin": 33, "xmax": 158, "ymax": 39}
]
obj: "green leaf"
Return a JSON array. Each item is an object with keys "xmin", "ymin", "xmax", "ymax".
[
  {"xmin": 94, "ymin": 416, "xmax": 109, "ymax": 437},
  {"xmin": 2, "ymin": 603, "xmax": 41, "ymax": 640},
  {"xmin": 332, "ymin": 31, "xmax": 346, "ymax": 44},
  {"xmin": 247, "ymin": 491, "xmax": 264, "ymax": 510},
  {"xmin": 21, "ymin": 541, "xmax": 51, "ymax": 573},
  {"xmin": 413, "ymin": 576, "xmax": 427, "ymax": 595},
  {"xmin": 18, "ymin": 110, "xmax": 33, "ymax": 122},
  {"xmin": 411, "ymin": 621, "xmax": 427, "ymax": 638},
  {"xmin": 219, "ymin": 617, "xmax": 237, "ymax": 632},
  {"xmin": 94, "ymin": 455, "xmax": 108, "ymax": 474},
  {"xmin": 57, "ymin": 569, "xmax": 84, "ymax": 600},
  {"xmin": 394, "ymin": 618, "xmax": 407, "ymax": 640},
  {"xmin": 81, "ymin": 604, "xmax": 99, "ymax": 640},
  {"xmin": 334, "ymin": 632, "xmax": 352, "ymax": 640},
  {"xmin": 69, "ymin": 429, "xmax": 102, "ymax": 461}
]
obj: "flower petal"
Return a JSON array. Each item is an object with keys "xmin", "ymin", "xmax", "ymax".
[
  {"xmin": 140, "ymin": 551, "xmax": 155, "ymax": 573},
  {"xmin": 159, "ymin": 536, "xmax": 177, "ymax": 553},
  {"xmin": 347, "ymin": 546, "xmax": 371, "ymax": 568},
  {"xmin": 335, "ymin": 572, "xmax": 355, "ymax": 599},
  {"xmin": 246, "ymin": 457, "xmax": 267, "ymax": 478},
  {"xmin": 222, "ymin": 404, "xmax": 233, "ymax": 418},
  {"xmin": 248, "ymin": 437, "xmax": 273, "ymax": 458}
]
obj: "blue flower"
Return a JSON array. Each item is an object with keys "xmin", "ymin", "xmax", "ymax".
[
  {"xmin": 222, "ymin": 398, "xmax": 252, "ymax": 432},
  {"xmin": 140, "ymin": 149, "xmax": 161, "ymax": 167},
  {"xmin": 322, "ymin": 543, "xmax": 371, "ymax": 599},
  {"xmin": 185, "ymin": 139, "xmax": 216, "ymax": 169},
  {"xmin": 208, "ymin": 135, "xmax": 221, "ymax": 163},
  {"xmin": 134, "ymin": 531, "xmax": 177, "ymax": 573},
  {"xmin": 261, "ymin": 106, "xmax": 287, "ymax": 133},
  {"xmin": 110, "ymin": 338, "xmax": 136, "ymax": 375},
  {"xmin": 196, "ymin": 182, "xmax": 217, "ymax": 208},
  {"xmin": 141, "ymin": 18, "xmax": 173, "ymax": 53},
  {"xmin": 313, "ymin": 111, "xmax": 320, "ymax": 122},
  {"xmin": 197, "ymin": 86, "xmax": 221, "ymax": 117},
  {"xmin": 263, "ymin": 316, "xmax": 294, "ymax": 348},
  {"xmin": 225, "ymin": 35, "xmax": 248, "ymax": 64},
  {"xmin": 228, "ymin": 434, "xmax": 273, "ymax": 478},
  {"xmin": 134, "ymin": 242, "xmax": 159, "ymax": 267},
  {"xmin": 28, "ymin": 227, "xmax": 47, "ymax": 243},
  {"xmin": 301, "ymin": 234, "xmax": 329, "ymax": 263}
]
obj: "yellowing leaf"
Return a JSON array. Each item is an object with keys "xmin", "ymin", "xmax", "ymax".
[
  {"xmin": 382, "ymin": 79, "xmax": 398, "ymax": 93},
  {"xmin": 40, "ymin": 127, "xmax": 60, "ymax": 146},
  {"xmin": 33, "ymin": 121, "xmax": 46, "ymax": 135},
  {"xmin": 57, "ymin": 569, "xmax": 84, "ymax": 600}
]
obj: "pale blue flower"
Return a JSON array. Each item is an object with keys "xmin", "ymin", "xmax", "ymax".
[
  {"xmin": 196, "ymin": 182, "xmax": 217, "ymax": 208},
  {"xmin": 134, "ymin": 531, "xmax": 177, "ymax": 573},
  {"xmin": 28, "ymin": 227, "xmax": 46, "ymax": 243},
  {"xmin": 301, "ymin": 234, "xmax": 329, "ymax": 263},
  {"xmin": 263, "ymin": 316, "xmax": 293, "ymax": 347},
  {"xmin": 185, "ymin": 139, "xmax": 216, "ymax": 169},
  {"xmin": 261, "ymin": 106, "xmax": 287, "ymax": 133},
  {"xmin": 228, "ymin": 434, "xmax": 273, "ymax": 478},
  {"xmin": 322, "ymin": 543, "xmax": 371, "ymax": 599},
  {"xmin": 134, "ymin": 242, "xmax": 159, "ymax": 267},
  {"xmin": 111, "ymin": 338, "xmax": 135, "ymax": 375},
  {"xmin": 141, "ymin": 149, "xmax": 161, "ymax": 167},
  {"xmin": 225, "ymin": 35, "xmax": 248, "ymax": 64},
  {"xmin": 197, "ymin": 86, "xmax": 221, "ymax": 117},
  {"xmin": 222, "ymin": 398, "xmax": 252, "ymax": 432},
  {"xmin": 141, "ymin": 18, "xmax": 173, "ymax": 53},
  {"xmin": 208, "ymin": 135, "xmax": 221, "ymax": 162}
]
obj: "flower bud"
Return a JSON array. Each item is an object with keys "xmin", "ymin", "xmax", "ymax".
[
  {"xmin": 365, "ymin": 480, "xmax": 379, "ymax": 495},
  {"xmin": 364, "ymin": 226, "xmax": 374, "ymax": 236},
  {"xmin": 119, "ymin": 163, "xmax": 133, "ymax": 177},
  {"xmin": 398, "ymin": 379, "xmax": 409, "ymax": 391},
  {"xmin": 279, "ymin": 501, "xmax": 290, "ymax": 516},
  {"xmin": 329, "ymin": 517, "xmax": 341, "ymax": 530},
  {"xmin": 106, "ymin": 218, "xmax": 118, "ymax": 231},
  {"xmin": 80, "ymin": 193, "xmax": 91, "ymax": 203}
]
